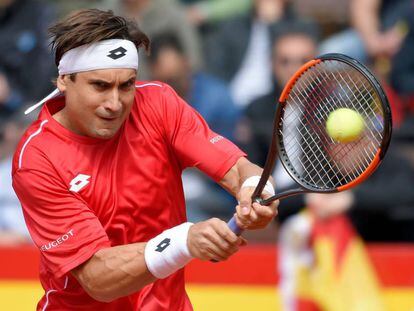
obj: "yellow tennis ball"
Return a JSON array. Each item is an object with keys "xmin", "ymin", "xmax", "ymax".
[{"xmin": 326, "ymin": 108, "xmax": 365, "ymax": 143}]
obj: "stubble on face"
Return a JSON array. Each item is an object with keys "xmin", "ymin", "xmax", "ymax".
[{"xmin": 54, "ymin": 68, "xmax": 137, "ymax": 139}]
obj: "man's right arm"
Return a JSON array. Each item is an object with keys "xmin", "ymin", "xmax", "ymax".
[
  {"xmin": 71, "ymin": 242, "xmax": 154, "ymax": 303},
  {"xmin": 71, "ymin": 218, "xmax": 245, "ymax": 302}
]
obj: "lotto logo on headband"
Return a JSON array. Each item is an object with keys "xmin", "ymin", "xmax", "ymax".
[
  {"xmin": 107, "ymin": 46, "xmax": 127, "ymax": 60},
  {"xmin": 26, "ymin": 39, "xmax": 140, "ymax": 115},
  {"xmin": 57, "ymin": 39, "xmax": 139, "ymax": 75}
]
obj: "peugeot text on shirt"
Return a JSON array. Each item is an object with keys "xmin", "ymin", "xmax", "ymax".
[
  {"xmin": 210, "ymin": 135, "xmax": 224, "ymax": 144},
  {"xmin": 41, "ymin": 229, "xmax": 74, "ymax": 251}
]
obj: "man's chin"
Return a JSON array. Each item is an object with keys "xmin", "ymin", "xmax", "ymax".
[{"xmin": 92, "ymin": 128, "xmax": 119, "ymax": 139}]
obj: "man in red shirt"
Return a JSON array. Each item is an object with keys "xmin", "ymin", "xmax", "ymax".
[{"xmin": 12, "ymin": 9, "xmax": 278, "ymax": 310}]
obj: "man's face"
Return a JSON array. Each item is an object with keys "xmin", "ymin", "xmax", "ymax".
[
  {"xmin": 56, "ymin": 68, "xmax": 136, "ymax": 139},
  {"xmin": 273, "ymin": 34, "xmax": 317, "ymax": 87}
]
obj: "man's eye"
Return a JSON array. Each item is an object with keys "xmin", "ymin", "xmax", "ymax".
[
  {"xmin": 92, "ymin": 82, "xmax": 108, "ymax": 89},
  {"xmin": 121, "ymin": 81, "xmax": 134, "ymax": 89}
]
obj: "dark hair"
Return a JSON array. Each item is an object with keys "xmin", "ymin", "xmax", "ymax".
[
  {"xmin": 148, "ymin": 33, "xmax": 185, "ymax": 64},
  {"xmin": 49, "ymin": 9, "xmax": 150, "ymax": 66}
]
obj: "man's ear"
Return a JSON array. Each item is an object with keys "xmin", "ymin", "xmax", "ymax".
[{"xmin": 57, "ymin": 75, "xmax": 67, "ymax": 92}]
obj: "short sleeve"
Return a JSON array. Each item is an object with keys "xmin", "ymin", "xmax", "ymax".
[
  {"xmin": 162, "ymin": 85, "xmax": 246, "ymax": 181},
  {"xmin": 12, "ymin": 168, "xmax": 111, "ymax": 278}
]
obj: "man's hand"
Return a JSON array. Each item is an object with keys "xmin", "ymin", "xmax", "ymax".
[
  {"xmin": 219, "ymin": 157, "xmax": 279, "ymax": 231},
  {"xmin": 187, "ymin": 218, "xmax": 246, "ymax": 261},
  {"xmin": 235, "ymin": 186, "xmax": 279, "ymax": 230}
]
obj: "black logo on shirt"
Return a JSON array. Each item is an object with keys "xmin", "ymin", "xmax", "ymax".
[
  {"xmin": 107, "ymin": 47, "xmax": 127, "ymax": 60},
  {"xmin": 155, "ymin": 238, "xmax": 171, "ymax": 252}
]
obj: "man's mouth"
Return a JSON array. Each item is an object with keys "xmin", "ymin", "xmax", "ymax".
[{"xmin": 99, "ymin": 116, "xmax": 118, "ymax": 121}]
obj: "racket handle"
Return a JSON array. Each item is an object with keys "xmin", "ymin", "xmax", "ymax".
[
  {"xmin": 210, "ymin": 217, "xmax": 242, "ymax": 262},
  {"xmin": 227, "ymin": 216, "xmax": 243, "ymax": 236}
]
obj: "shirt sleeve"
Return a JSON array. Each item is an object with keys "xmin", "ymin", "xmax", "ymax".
[
  {"xmin": 161, "ymin": 85, "xmax": 246, "ymax": 181},
  {"xmin": 12, "ymin": 168, "xmax": 111, "ymax": 278}
]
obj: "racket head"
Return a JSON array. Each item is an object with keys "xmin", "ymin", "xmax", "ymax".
[{"xmin": 275, "ymin": 53, "xmax": 392, "ymax": 194}]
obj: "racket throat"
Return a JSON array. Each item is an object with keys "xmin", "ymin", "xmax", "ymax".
[{"xmin": 260, "ymin": 188, "xmax": 308, "ymax": 205}]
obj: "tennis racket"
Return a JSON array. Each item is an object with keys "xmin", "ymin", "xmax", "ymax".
[{"xmin": 228, "ymin": 53, "xmax": 392, "ymax": 235}]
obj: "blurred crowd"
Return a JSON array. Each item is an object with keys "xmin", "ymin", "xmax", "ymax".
[{"xmin": 1, "ymin": 0, "xmax": 414, "ymax": 246}]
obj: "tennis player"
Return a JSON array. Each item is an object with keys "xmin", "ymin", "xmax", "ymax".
[{"xmin": 12, "ymin": 9, "xmax": 278, "ymax": 310}]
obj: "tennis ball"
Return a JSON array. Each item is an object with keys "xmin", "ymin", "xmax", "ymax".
[{"xmin": 326, "ymin": 108, "xmax": 365, "ymax": 143}]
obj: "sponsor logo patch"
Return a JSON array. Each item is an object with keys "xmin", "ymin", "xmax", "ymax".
[
  {"xmin": 107, "ymin": 46, "xmax": 127, "ymax": 60},
  {"xmin": 41, "ymin": 229, "xmax": 74, "ymax": 251},
  {"xmin": 210, "ymin": 135, "xmax": 224, "ymax": 144},
  {"xmin": 69, "ymin": 174, "xmax": 91, "ymax": 193}
]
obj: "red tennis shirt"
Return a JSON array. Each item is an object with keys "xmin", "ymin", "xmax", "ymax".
[{"xmin": 12, "ymin": 82, "xmax": 245, "ymax": 310}]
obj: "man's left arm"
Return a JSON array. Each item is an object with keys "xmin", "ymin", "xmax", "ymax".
[
  {"xmin": 160, "ymin": 85, "xmax": 278, "ymax": 229},
  {"xmin": 219, "ymin": 157, "xmax": 279, "ymax": 230}
]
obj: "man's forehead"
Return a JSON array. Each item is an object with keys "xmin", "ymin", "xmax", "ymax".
[{"xmin": 78, "ymin": 68, "xmax": 137, "ymax": 80}]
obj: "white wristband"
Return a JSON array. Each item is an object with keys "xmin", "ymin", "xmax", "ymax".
[
  {"xmin": 144, "ymin": 222, "xmax": 194, "ymax": 279},
  {"xmin": 241, "ymin": 176, "xmax": 275, "ymax": 196}
]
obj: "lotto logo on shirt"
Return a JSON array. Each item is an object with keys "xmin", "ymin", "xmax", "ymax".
[
  {"xmin": 69, "ymin": 174, "xmax": 91, "ymax": 192},
  {"xmin": 41, "ymin": 229, "xmax": 74, "ymax": 251}
]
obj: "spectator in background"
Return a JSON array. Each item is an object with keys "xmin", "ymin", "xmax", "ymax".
[
  {"xmin": 183, "ymin": 0, "xmax": 251, "ymax": 27},
  {"xmin": 148, "ymin": 33, "xmax": 240, "ymax": 221},
  {"xmin": 149, "ymin": 33, "xmax": 240, "ymax": 140},
  {"xmin": 240, "ymin": 22, "xmax": 318, "ymax": 221},
  {"xmin": 0, "ymin": 111, "xmax": 32, "ymax": 245},
  {"xmin": 242, "ymin": 22, "xmax": 319, "ymax": 165},
  {"xmin": 319, "ymin": 0, "xmax": 414, "ymax": 123},
  {"xmin": 239, "ymin": 21, "xmax": 414, "ymax": 240},
  {"xmin": 101, "ymin": 0, "xmax": 203, "ymax": 80},
  {"xmin": 348, "ymin": 136, "xmax": 414, "ymax": 242},
  {"xmin": 0, "ymin": 0, "xmax": 55, "ymax": 119},
  {"xmin": 48, "ymin": 0, "xmax": 103, "ymax": 16},
  {"xmin": 388, "ymin": 4, "xmax": 414, "ymax": 98},
  {"xmin": 278, "ymin": 192, "xmax": 385, "ymax": 311},
  {"xmin": 319, "ymin": 0, "xmax": 414, "ymax": 241},
  {"xmin": 205, "ymin": 0, "xmax": 298, "ymax": 107},
  {"xmin": 320, "ymin": 0, "xmax": 412, "ymax": 63}
]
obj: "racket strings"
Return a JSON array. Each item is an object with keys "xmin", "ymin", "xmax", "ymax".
[
  {"xmin": 337, "ymin": 69, "xmax": 383, "ymax": 141},
  {"xmin": 298, "ymin": 75, "xmax": 378, "ymax": 185},
  {"xmin": 286, "ymin": 77, "xmax": 355, "ymax": 185},
  {"xmin": 300, "ymin": 64, "xmax": 379, "ymax": 184},
  {"xmin": 302, "ymin": 70, "xmax": 380, "ymax": 170},
  {"xmin": 280, "ymin": 60, "xmax": 385, "ymax": 189}
]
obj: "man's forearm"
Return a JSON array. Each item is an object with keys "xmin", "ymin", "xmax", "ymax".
[
  {"xmin": 219, "ymin": 157, "xmax": 274, "ymax": 197},
  {"xmin": 72, "ymin": 243, "xmax": 155, "ymax": 303},
  {"xmin": 219, "ymin": 157, "xmax": 278, "ymax": 230}
]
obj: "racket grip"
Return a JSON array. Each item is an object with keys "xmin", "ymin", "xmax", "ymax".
[
  {"xmin": 210, "ymin": 217, "xmax": 243, "ymax": 263},
  {"xmin": 227, "ymin": 216, "xmax": 243, "ymax": 236}
]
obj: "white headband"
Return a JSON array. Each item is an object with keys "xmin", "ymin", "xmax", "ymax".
[
  {"xmin": 58, "ymin": 39, "xmax": 138, "ymax": 74},
  {"xmin": 25, "ymin": 39, "xmax": 139, "ymax": 114}
]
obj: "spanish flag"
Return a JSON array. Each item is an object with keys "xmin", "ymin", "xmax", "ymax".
[{"xmin": 279, "ymin": 211, "xmax": 384, "ymax": 311}]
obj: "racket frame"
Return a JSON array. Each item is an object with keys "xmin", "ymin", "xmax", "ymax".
[{"xmin": 253, "ymin": 53, "xmax": 392, "ymax": 205}]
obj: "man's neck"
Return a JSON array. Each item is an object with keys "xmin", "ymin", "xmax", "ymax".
[{"xmin": 52, "ymin": 108, "xmax": 82, "ymax": 136}]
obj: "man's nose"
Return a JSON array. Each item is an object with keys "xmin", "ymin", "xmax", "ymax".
[{"xmin": 104, "ymin": 89, "xmax": 122, "ymax": 112}]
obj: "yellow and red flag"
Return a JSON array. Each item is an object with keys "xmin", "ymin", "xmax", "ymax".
[{"xmin": 279, "ymin": 211, "xmax": 384, "ymax": 311}]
